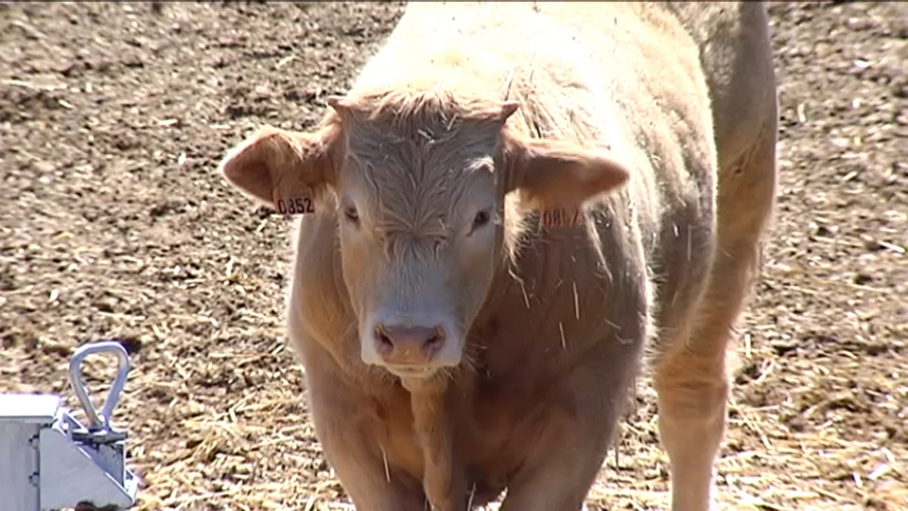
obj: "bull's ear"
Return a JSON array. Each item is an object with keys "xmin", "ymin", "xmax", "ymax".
[
  {"xmin": 504, "ymin": 131, "xmax": 630, "ymax": 211},
  {"xmin": 218, "ymin": 123, "xmax": 340, "ymax": 211}
]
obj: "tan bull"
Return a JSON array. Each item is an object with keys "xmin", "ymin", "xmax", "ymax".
[{"xmin": 218, "ymin": 2, "xmax": 778, "ymax": 510}]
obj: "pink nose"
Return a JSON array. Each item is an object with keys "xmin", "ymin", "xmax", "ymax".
[{"xmin": 373, "ymin": 323, "xmax": 446, "ymax": 365}]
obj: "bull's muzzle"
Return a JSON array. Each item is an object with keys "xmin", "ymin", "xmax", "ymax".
[{"xmin": 373, "ymin": 323, "xmax": 446, "ymax": 367}]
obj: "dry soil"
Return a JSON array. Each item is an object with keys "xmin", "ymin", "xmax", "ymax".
[{"xmin": 1, "ymin": 2, "xmax": 906, "ymax": 510}]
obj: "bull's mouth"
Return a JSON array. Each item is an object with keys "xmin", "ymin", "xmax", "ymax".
[{"xmin": 384, "ymin": 364, "xmax": 438, "ymax": 380}]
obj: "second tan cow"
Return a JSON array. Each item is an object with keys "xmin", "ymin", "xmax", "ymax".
[{"xmin": 218, "ymin": 2, "xmax": 778, "ymax": 510}]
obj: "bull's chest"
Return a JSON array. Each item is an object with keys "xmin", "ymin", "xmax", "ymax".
[{"xmin": 364, "ymin": 374, "xmax": 576, "ymax": 498}]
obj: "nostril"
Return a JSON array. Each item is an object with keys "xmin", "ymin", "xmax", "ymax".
[
  {"xmin": 422, "ymin": 327, "xmax": 445, "ymax": 355},
  {"xmin": 425, "ymin": 329, "xmax": 444, "ymax": 348},
  {"xmin": 374, "ymin": 325, "xmax": 394, "ymax": 349}
]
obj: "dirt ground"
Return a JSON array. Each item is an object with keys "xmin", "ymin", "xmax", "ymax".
[{"xmin": 1, "ymin": 2, "xmax": 905, "ymax": 510}]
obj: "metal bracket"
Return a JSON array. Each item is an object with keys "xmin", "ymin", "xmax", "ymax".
[
  {"xmin": 0, "ymin": 340, "xmax": 141, "ymax": 511},
  {"xmin": 69, "ymin": 341, "xmax": 131, "ymax": 433}
]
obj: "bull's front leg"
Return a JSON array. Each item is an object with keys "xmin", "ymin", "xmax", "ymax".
[
  {"xmin": 302, "ymin": 349, "xmax": 425, "ymax": 511},
  {"xmin": 308, "ymin": 382, "xmax": 428, "ymax": 511},
  {"xmin": 407, "ymin": 378, "xmax": 468, "ymax": 511},
  {"xmin": 499, "ymin": 325, "xmax": 647, "ymax": 511}
]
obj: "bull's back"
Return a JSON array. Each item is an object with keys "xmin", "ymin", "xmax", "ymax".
[
  {"xmin": 660, "ymin": 1, "xmax": 777, "ymax": 172},
  {"xmin": 383, "ymin": 0, "xmax": 716, "ymax": 237}
]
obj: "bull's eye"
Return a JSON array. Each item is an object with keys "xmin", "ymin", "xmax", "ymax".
[
  {"xmin": 472, "ymin": 210, "xmax": 491, "ymax": 230},
  {"xmin": 343, "ymin": 207, "xmax": 360, "ymax": 225}
]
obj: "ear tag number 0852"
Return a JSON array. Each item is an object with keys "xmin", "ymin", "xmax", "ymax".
[{"xmin": 277, "ymin": 196, "xmax": 315, "ymax": 215}]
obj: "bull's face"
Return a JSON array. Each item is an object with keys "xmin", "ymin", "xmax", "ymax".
[
  {"xmin": 218, "ymin": 92, "xmax": 629, "ymax": 381},
  {"xmin": 334, "ymin": 105, "xmax": 506, "ymax": 379}
]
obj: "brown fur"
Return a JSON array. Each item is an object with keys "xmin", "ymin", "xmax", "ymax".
[{"xmin": 218, "ymin": 2, "xmax": 778, "ymax": 510}]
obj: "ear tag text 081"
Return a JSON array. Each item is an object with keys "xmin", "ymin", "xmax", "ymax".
[{"xmin": 539, "ymin": 207, "xmax": 583, "ymax": 229}]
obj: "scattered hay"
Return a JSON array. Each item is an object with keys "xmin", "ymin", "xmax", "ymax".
[{"xmin": 0, "ymin": 2, "xmax": 905, "ymax": 510}]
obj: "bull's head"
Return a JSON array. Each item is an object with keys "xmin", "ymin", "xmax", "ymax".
[{"xmin": 218, "ymin": 91, "xmax": 629, "ymax": 380}]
